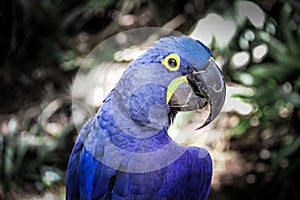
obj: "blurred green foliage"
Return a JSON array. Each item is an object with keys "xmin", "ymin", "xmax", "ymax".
[
  {"xmin": 211, "ymin": 1, "xmax": 300, "ymax": 199},
  {"xmin": 0, "ymin": 100, "xmax": 75, "ymax": 196}
]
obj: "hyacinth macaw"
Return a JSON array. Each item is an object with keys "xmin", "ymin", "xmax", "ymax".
[{"xmin": 66, "ymin": 35, "xmax": 226, "ymax": 200}]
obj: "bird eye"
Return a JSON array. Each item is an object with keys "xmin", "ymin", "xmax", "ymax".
[
  {"xmin": 168, "ymin": 58, "xmax": 177, "ymax": 67},
  {"xmin": 162, "ymin": 53, "xmax": 180, "ymax": 71}
]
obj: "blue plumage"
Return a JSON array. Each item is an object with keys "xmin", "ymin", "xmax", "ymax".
[{"xmin": 66, "ymin": 35, "xmax": 224, "ymax": 199}]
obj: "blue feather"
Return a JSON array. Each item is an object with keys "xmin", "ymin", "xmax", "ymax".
[{"xmin": 66, "ymin": 36, "xmax": 214, "ymax": 199}]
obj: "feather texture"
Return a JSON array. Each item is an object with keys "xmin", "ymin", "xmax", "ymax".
[{"xmin": 66, "ymin": 36, "xmax": 215, "ymax": 200}]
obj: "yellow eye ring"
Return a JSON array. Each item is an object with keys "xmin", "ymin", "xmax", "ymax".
[{"xmin": 161, "ymin": 53, "xmax": 180, "ymax": 71}]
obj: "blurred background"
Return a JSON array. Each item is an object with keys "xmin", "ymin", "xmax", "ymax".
[{"xmin": 0, "ymin": 0, "xmax": 300, "ymax": 199}]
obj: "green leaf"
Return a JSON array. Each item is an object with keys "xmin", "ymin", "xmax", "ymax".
[
  {"xmin": 280, "ymin": 3, "xmax": 299, "ymax": 55},
  {"xmin": 271, "ymin": 137, "xmax": 300, "ymax": 170},
  {"xmin": 258, "ymin": 32, "xmax": 300, "ymax": 66},
  {"xmin": 248, "ymin": 63, "xmax": 295, "ymax": 82}
]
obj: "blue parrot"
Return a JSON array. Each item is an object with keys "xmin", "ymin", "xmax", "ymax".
[{"xmin": 66, "ymin": 35, "xmax": 226, "ymax": 200}]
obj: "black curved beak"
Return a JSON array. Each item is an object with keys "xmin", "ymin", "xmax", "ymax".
[{"xmin": 168, "ymin": 60, "xmax": 226, "ymax": 129}]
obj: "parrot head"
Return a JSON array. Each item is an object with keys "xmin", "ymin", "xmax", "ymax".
[{"xmin": 112, "ymin": 35, "xmax": 225, "ymax": 131}]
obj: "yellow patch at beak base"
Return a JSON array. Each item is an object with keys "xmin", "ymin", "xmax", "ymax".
[{"xmin": 166, "ymin": 76, "xmax": 188, "ymax": 104}]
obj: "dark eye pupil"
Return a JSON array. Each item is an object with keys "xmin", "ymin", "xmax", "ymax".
[{"xmin": 168, "ymin": 58, "xmax": 177, "ymax": 67}]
